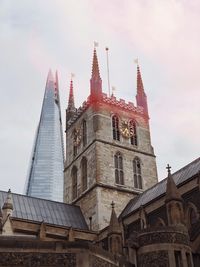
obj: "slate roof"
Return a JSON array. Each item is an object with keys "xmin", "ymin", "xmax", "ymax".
[
  {"xmin": 121, "ymin": 157, "xmax": 200, "ymax": 219},
  {"xmin": 0, "ymin": 191, "xmax": 88, "ymax": 230}
]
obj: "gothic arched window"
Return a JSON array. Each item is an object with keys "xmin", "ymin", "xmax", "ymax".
[
  {"xmin": 130, "ymin": 120, "xmax": 137, "ymax": 146},
  {"xmin": 189, "ymin": 208, "xmax": 197, "ymax": 225},
  {"xmin": 133, "ymin": 157, "xmax": 142, "ymax": 189},
  {"xmin": 71, "ymin": 166, "xmax": 78, "ymax": 200},
  {"xmin": 82, "ymin": 119, "xmax": 87, "ymax": 147},
  {"xmin": 112, "ymin": 115, "xmax": 120, "ymax": 141},
  {"xmin": 187, "ymin": 203, "xmax": 198, "ymax": 227},
  {"xmin": 81, "ymin": 157, "xmax": 87, "ymax": 191},
  {"xmin": 114, "ymin": 152, "xmax": 124, "ymax": 184}
]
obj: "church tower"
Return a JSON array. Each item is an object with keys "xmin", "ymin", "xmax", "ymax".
[{"xmin": 64, "ymin": 48, "xmax": 158, "ymax": 230}]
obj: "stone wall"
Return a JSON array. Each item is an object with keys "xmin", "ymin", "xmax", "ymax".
[
  {"xmin": 64, "ymin": 100, "xmax": 158, "ymax": 231},
  {"xmin": 64, "ymin": 142, "xmax": 97, "ymax": 203},
  {"xmin": 96, "ymin": 141, "xmax": 157, "ymax": 191}
]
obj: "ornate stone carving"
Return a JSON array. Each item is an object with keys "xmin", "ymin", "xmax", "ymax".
[
  {"xmin": 138, "ymin": 251, "xmax": 169, "ymax": 267},
  {"xmin": 0, "ymin": 252, "xmax": 76, "ymax": 266},
  {"xmin": 138, "ymin": 231, "xmax": 189, "ymax": 247}
]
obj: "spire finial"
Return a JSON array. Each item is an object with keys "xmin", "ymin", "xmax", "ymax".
[
  {"xmin": 94, "ymin": 41, "xmax": 98, "ymax": 49},
  {"xmin": 90, "ymin": 43, "xmax": 102, "ymax": 100},
  {"xmin": 136, "ymin": 63, "xmax": 144, "ymax": 93},
  {"xmin": 166, "ymin": 164, "xmax": 171, "ymax": 175},
  {"xmin": 111, "ymin": 201, "xmax": 115, "ymax": 209},
  {"xmin": 91, "ymin": 46, "xmax": 101, "ymax": 80}
]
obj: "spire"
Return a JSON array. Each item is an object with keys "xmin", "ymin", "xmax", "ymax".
[
  {"xmin": 55, "ymin": 70, "xmax": 59, "ymax": 92},
  {"xmin": 91, "ymin": 48, "xmax": 101, "ymax": 80},
  {"xmin": 46, "ymin": 69, "xmax": 54, "ymax": 86},
  {"xmin": 136, "ymin": 64, "xmax": 149, "ymax": 117},
  {"xmin": 109, "ymin": 201, "xmax": 121, "ymax": 234},
  {"xmin": 66, "ymin": 77, "xmax": 76, "ymax": 125},
  {"xmin": 137, "ymin": 65, "xmax": 145, "ymax": 95},
  {"xmin": 2, "ymin": 189, "xmax": 13, "ymax": 213},
  {"xmin": 165, "ymin": 165, "xmax": 182, "ymax": 202},
  {"xmin": 90, "ymin": 48, "xmax": 102, "ymax": 101},
  {"xmin": 54, "ymin": 70, "xmax": 59, "ymax": 103},
  {"xmin": 67, "ymin": 79, "xmax": 75, "ymax": 111}
]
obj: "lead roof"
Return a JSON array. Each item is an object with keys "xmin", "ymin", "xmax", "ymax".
[
  {"xmin": 121, "ymin": 157, "xmax": 200, "ymax": 219},
  {"xmin": 0, "ymin": 192, "xmax": 88, "ymax": 230}
]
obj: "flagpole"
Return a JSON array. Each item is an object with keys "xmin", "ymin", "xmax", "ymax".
[{"xmin": 105, "ymin": 47, "xmax": 111, "ymax": 97}]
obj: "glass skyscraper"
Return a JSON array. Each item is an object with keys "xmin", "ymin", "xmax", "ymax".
[{"xmin": 25, "ymin": 70, "xmax": 64, "ymax": 202}]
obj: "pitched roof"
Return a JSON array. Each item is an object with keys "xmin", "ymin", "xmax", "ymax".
[
  {"xmin": 0, "ymin": 191, "xmax": 88, "ymax": 230},
  {"xmin": 121, "ymin": 157, "xmax": 200, "ymax": 219}
]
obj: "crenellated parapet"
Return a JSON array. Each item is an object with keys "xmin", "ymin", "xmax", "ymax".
[
  {"xmin": 66, "ymin": 94, "xmax": 145, "ymax": 130},
  {"xmin": 66, "ymin": 99, "xmax": 90, "ymax": 129},
  {"xmin": 102, "ymin": 93, "xmax": 144, "ymax": 114}
]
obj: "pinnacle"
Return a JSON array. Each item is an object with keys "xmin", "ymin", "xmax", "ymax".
[
  {"xmin": 137, "ymin": 64, "xmax": 144, "ymax": 94},
  {"xmin": 55, "ymin": 70, "xmax": 59, "ymax": 88},
  {"xmin": 109, "ymin": 202, "xmax": 121, "ymax": 234},
  {"xmin": 47, "ymin": 69, "xmax": 54, "ymax": 83},
  {"xmin": 67, "ymin": 79, "xmax": 76, "ymax": 112},
  {"xmin": 2, "ymin": 189, "xmax": 13, "ymax": 211},
  {"xmin": 91, "ymin": 48, "xmax": 101, "ymax": 80},
  {"xmin": 165, "ymin": 165, "xmax": 182, "ymax": 202}
]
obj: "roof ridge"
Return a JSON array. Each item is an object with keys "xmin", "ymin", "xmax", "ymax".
[
  {"xmin": 141, "ymin": 156, "xmax": 200, "ymax": 196},
  {"xmin": 0, "ymin": 190, "xmax": 80, "ymax": 208},
  {"xmin": 171, "ymin": 156, "xmax": 200, "ymax": 177}
]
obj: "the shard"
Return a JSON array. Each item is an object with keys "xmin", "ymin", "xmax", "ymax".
[{"xmin": 25, "ymin": 70, "xmax": 64, "ymax": 202}]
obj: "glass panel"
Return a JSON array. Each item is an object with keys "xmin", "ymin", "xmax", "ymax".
[
  {"xmin": 138, "ymin": 175, "xmax": 142, "ymax": 189},
  {"xmin": 115, "ymin": 170, "xmax": 119, "ymax": 184},
  {"xmin": 25, "ymin": 79, "xmax": 64, "ymax": 202},
  {"xmin": 120, "ymin": 171, "xmax": 124, "ymax": 184},
  {"xmin": 114, "ymin": 155, "xmax": 118, "ymax": 168},
  {"xmin": 119, "ymin": 156, "xmax": 123, "ymax": 169},
  {"xmin": 133, "ymin": 160, "xmax": 136, "ymax": 173},
  {"xmin": 134, "ymin": 174, "xmax": 138, "ymax": 188}
]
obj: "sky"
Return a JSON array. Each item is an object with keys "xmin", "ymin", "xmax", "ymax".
[{"xmin": 0, "ymin": 0, "xmax": 199, "ymax": 194}]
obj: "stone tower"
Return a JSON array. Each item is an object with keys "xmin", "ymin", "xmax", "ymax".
[{"xmin": 64, "ymin": 48, "xmax": 158, "ymax": 230}]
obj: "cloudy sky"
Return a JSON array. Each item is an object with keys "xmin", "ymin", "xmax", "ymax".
[{"xmin": 0, "ymin": 0, "xmax": 199, "ymax": 194}]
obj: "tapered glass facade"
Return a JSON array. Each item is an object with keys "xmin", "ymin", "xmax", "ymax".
[{"xmin": 24, "ymin": 71, "xmax": 64, "ymax": 202}]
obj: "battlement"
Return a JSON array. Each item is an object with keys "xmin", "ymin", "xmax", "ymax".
[
  {"xmin": 102, "ymin": 93, "xmax": 144, "ymax": 114},
  {"xmin": 66, "ymin": 93, "xmax": 144, "ymax": 129},
  {"xmin": 66, "ymin": 98, "xmax": 90, "ymax": 129}
]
